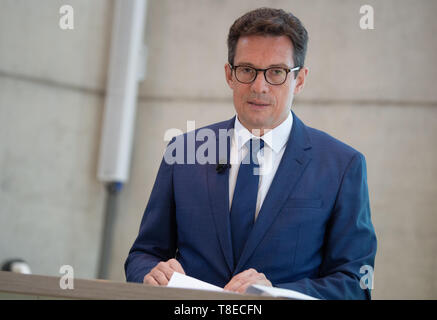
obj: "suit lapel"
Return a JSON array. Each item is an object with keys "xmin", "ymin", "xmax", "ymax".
[
  {"xmin": 206, "ymin": 116, "xmax": 235, "ymax": 273},
  {"xmin": 234, "ymin": 112, "xmax": 313, "ymax": 274}
]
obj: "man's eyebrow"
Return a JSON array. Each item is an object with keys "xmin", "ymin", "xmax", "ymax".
[{"xmin": 236, "ymin": 62, "xmax": 290, "ymax": 68}]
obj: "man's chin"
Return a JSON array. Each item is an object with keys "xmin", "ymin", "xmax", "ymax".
[{"xmin": 239, "ymin": 116, "xmax": 271, "ymax": 132}]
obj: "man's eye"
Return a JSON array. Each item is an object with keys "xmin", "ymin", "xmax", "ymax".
[
  {"xmin": 241, "ymin": 68, "xmax": 253, "ymax": 73},
  {"xmin": 271, "ymin": 69, "xmax": 284, "ymax": 75}
]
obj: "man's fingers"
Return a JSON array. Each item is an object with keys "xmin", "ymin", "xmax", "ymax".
[
  {"xmin": 233, "ymin": 268, "xmax": 257, "ymax": 281},
  {"xmin": 236, "ymin": 281, "xmax": 251, "ymax": 294},
  {"xmin": 224, "ymin": 278, "xmax": 243, "ymax": 292},
  {"xmin": 224, "ymin": 268, "xmax": 270, "ymax": 293},
  {"xmin": 150, "ymin": 269, "xmax": 169, "ymax": 285},
  {"xmin": 144, "ymin": 274, "xmax": 159, "ymax": 286},
  {"xmin": 168, "ymin": 259, "xmax": 185, "ymax": 275},
  {"xmin": 224, "ymin": 268, "xmax": 256, "ymax": 290},
  {"xmin": 236, "ymin": 276, "xmax": 269, "ymax": 293},
  {"xmin": 143, "ymin": 259, "xmax": 186, "ymax": 286},
  {"xmin": 156, "ymin": 262, "xmax": 175, "ymax": 281}
]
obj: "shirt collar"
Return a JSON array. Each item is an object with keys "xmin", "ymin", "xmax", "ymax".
[{"xmin": 233, "ymin": 110, "xmax": 293, "ymax": 153}]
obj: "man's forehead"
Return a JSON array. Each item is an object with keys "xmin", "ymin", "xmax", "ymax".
[{"xmin": 234, "ymin": 35, "xmax": 294, "ymax": 66}]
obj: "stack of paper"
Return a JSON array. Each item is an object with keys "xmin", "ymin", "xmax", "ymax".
[
  {"xmin": 245, "ymin": 283, "xmax": 319, "ymax": 300},
  {"xmin": 167, "ymin": 272, "xmax": 319, "ymax": 300},
  {"xmin": 167, "ymin": 272, "xmax": 224, "ymax": 293}
]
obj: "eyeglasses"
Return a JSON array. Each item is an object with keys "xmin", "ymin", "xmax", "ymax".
[{"xmin": 230, "ymin": 64, "xmax": 300, "ymax": 85}]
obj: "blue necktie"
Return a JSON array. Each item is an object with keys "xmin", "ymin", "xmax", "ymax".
[{"xmin": 230, "ymin": 138, "xmax": 264, "ymax": 266}]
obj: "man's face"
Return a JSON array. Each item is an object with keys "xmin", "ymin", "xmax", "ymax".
[{"xmin": 225, "ymin": 35, "xmax": 307, "ymax": 134}]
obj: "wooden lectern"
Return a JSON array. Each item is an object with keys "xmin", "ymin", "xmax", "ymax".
[{"xmin": 0, "ymin": 271, "xmax": 278, "ymax": 300}]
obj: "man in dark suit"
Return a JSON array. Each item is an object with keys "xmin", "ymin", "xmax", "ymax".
[{"xmin": 125, "ymin": 7, "xmax": 377, "ymax": 299}]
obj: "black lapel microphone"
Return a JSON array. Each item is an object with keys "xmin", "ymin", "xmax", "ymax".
[{"xmin": 216, "ymin": 163, "xmax": 231, "ymax": 174}]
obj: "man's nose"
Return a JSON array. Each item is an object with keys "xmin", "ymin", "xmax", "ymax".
[{"xmin": 250, "ymin": 71, "xmax": 269, "ymax": 94}]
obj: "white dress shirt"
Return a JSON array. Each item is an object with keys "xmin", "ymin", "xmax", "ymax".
[{"xmin": 229, "ymin": 111, "xmax": 293, "ymax": 221}]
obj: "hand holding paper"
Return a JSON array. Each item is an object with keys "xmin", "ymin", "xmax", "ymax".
[
  {"xmin": 167, "ymin": 272, "xmax": 319, "ymax": 300},
  {"xmin": 167, "ymin": 272, "xmax": 224, "ymax": 292},
  {"xmin": 143, "ymin": 258, "xmax": 185, "ymax": 286},
  {"xmin": 223, "ymin": 268, "xmax": 272, "ymax": 293}
]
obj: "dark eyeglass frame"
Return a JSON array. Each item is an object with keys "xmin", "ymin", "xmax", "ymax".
[{"xmin": 230, "ymin": 64, "xmax": 301, "ymax": 85}]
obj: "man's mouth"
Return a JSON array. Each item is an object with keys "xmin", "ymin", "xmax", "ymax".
[{"xmin": 247, "ymin": 100, "xmax": 270, "ymax": 107}]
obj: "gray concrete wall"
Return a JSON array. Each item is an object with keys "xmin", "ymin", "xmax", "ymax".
[
  {"xmin": 0, "ymin": 0, "xmax": 436, "ymax": 298},
  {"xmin": 0, "ymin": 0, "xmax": 113, "ymax": 279}
]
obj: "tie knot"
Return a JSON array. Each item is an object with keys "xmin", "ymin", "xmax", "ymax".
[
  {"xmin": 242, "ymin": 138, "xmax": 264, "ymax": 165},
  {"xmin": 248, "ymin": 138, "xmax": 264, "ymax": 154}
]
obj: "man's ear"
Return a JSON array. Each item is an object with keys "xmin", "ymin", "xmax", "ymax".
[
  {"xmin": 225, "ymin": 63, "xmax": 234, "ymax": 89},
  {"xmin": 293, "ymin": 67, "xmax": 309, "ymax": 95}
]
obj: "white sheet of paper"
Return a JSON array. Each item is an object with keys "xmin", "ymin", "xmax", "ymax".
[
  {"xmin": 167, "ymin": 272, "xmax": 224, "ymax": 292},
  {"xmin": 246, "ymin": 284, "xmax": 319, "ymax": 300},
  {"xmin": 167, "ymin": 272, "xmax": 319, "ymax": 299}
]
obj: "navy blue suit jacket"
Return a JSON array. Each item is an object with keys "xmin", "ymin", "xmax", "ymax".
[{"xmin": 125, "ymin": 111, "xmax": 377, "ymax": 299}]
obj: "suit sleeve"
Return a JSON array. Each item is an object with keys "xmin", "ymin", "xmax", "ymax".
[
  {"xmin": 275, "ymin": 152, "xmax": 377, "ymax": 299},
  {"xmin": 124, "ymin": 141, "xmax": 177, "ymax": 283}
]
